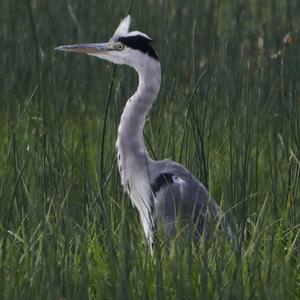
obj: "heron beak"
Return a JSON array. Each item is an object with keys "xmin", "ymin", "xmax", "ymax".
[{"xmin": 55, "ymin": 42, "xmax": 112, "ymax": 54}]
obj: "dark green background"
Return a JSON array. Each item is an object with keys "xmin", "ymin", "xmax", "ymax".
[{"xmin": 0, "ymin": 0, "xmax": 299, "ymax": 299}]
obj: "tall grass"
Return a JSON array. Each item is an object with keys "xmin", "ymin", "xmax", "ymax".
[{"xmin": 0, "ymin": 0, "xmax": 299, "ymax": 299}]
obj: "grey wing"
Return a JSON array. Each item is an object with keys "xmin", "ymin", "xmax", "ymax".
[{"xmin": 150, "ymin": 159, "xmax": 232, "ymax": 240}]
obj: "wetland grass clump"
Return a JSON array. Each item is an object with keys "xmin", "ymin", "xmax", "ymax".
[{"xmin": 0, "ymin": 0, "xmax": 299, "ymax": 299}]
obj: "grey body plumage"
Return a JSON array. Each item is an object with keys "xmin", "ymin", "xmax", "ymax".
[
  {"xmin": 56, "ymin": 16, "xmax": 232, "ymax": 252},
  {"xmin": 149, "ymin": 159, "xmax": 232, "ymax": 242}
]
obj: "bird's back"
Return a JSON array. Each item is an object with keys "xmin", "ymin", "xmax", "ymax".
[{"xmin": 149, "ymin": 159, "xmax": 232, "ymax": 241}]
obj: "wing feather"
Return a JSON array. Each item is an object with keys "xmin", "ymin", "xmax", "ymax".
[{"xmin": 150, "ymin": 160, "xmax": 233, "ymax": 241}]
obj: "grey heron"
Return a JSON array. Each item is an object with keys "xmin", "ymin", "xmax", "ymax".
[{"xmin": 56, "ymin": 15, "xmax": 233, "ymax": 251}]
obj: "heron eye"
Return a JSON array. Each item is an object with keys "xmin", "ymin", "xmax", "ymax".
[{"xmin": 115, "ymin": 43, "xmax": 124, "ymax": 50}]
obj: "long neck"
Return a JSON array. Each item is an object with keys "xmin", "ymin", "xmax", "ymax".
[{"xmin": 116, "ymin": 58, "xmax": 161, "ymax": 191}]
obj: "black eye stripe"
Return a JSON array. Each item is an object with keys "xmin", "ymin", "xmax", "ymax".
[{"xmin": 117, "ymin": 35, "xmax": 159, "ymax": 60}]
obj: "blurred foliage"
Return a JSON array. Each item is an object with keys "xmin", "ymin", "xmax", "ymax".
[{"xmin": 0, "ymin": 0, "xmax": 299, "ymax": 299}]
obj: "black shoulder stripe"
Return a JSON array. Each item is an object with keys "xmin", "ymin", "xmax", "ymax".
[
  {"xmin": 118, "ymin": 35, "xmax": 159, "ymax": 60},
  {"xmin": 151, "ymin": 173, "xmax": 174, "ymax": 195}
]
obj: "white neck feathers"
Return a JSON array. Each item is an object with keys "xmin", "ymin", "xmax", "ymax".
[
  {"xmin": 116, "ymin": 55, "xmax": 161, "ymax": 247},
  {"xmin": 116, "ymin": 56, "xmax": 161, "ymax": 189}
]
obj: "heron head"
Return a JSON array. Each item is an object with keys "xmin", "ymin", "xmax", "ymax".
[{"xmin": 55, "ymin": 15, "xmax": 159, "ymax": 70}]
